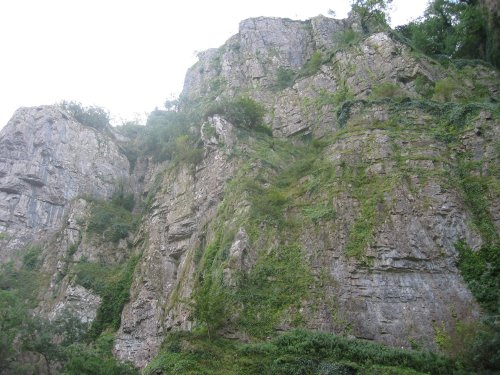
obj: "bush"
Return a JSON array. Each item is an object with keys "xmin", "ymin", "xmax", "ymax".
[
  {"xmin": 205, "ymin": 96, "xmax": 266, "ymax": 129},
  {"xmin": 22, "ymin": 245, "xmax": 42, "ymax": 270},
  {"xmin": 60, "ymin": 101, "xmax": 110, "ymax": 130},
  {"xmin": 86, "ymin": 195, "xmax": 137, "ymax": 243},
  {"xmin": 370, "ymin": 82, "xmax": 405, "ymax": 99},
  {"xmin": 334, "ymin": 28, "xmax": 363, "ymax": 49},
  {"xmin": 83, "ymin": 255, "xmax": 140, "ymax": 339},
  {"xmin": 275, "ymin": 68, "xmax": 296, "ymax": 90},
  {"xmin": 298, "ymin": 51, "xmax": 323, "ymax": 77}
]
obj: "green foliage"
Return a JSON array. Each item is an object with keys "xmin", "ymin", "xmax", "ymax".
[
  {"xmin": 455, "ymin": 241, "xmax": 500, "ymax": 372},
  {"xmin": 334, "ymin": 28, "xmax": 363, "ymax": 49},
  {"xmin": 302, "ymin": 204, "xmax": 336, "ymax": 223},
  {"xmin": 116, "ymin": 106, "xmax": 204, "ymax": 165},
  {"xmin": 22, "ymin": 245, "xmax": 43, "ymax": 270},
  {"xmin": 63, "ymin": 334, "xmax": 137, "ymax": 375},
  {"xmin": 370, "ymin": 82, "xmax": 405, "ymax": 100},
  {"xmin": 206, "ymin": 96, "xmax": 266, "ymax": 129},
  {"xmin": 146, "ymin": 329, "xmax": 456, "ymax": 375},
  {"xmin": 60, "ymin": 101, "xmax": 110, "ymax": 130},
  {"xmin": 236, "ymin": 244, "xmax": 313, "ymax": 337},
  {"xmin": 275, "ymin": 67, "xmax": 296, "ymax": 90},
  {"xmin": 396, "ymin": 0, "xmax": 499, "ymax": 68},
  {"xmin": 455, "ymin": 154, "xmax": 497, "ymax": 244},
  {"xmin": 350, "ymin": 0, "xmax": 392, "ymax": 34},
  {"xmin": 433, "ymin": 77, "xmax": 459, "ymax": 102},
  {"xmin": 298, "ymin": 51, "xmax": 323, "ymax": 77},
  {"xmin": 79, "ymin": 255, "xmax": 140, "ymax": 339},
  {"xmin": 456, "ymin": 241, "xmax": 499, "ymax": 314},
  {"xmin": 414, "ymin": 74, "xmax": 434, "ymax": 98},
  {"xmin": 86, "ymin": 193, "xmax": 137, "ymax": 243},
  {"xmin": 193, "ymin": 273, "xmax": 230, "ymax": 339},
  {"xmin": 172, "ymin": 134, "xmax": 204, "ymax": 166},
  {"xmin": 247, "ymin": 183, "xmax": 288, "ymax": 225}
]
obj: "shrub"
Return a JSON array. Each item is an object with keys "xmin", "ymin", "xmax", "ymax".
[
  {"xmin": 205, "ymin": 96, "xmax": 266, "ymax": 129},
  {"xmin": 370, "ymin": 82, "xmax": 404, "ymax": 99},
  {"xmin": 60, "ymin": 101, "xmax": 110, "ymax": 130},
  {"xmin": 299, "ymin": 51, "xmax": 323, "ymax": 77},
  {"xmin": 86, "ymin": 194, "xmax": 137, "ymax": 243},
  {"xmin": 22, "ymin": 245, "xmax": 42, "ymax": 270},
  {"xmin": 334, "ymin": 28, "xmax": 363, "ymax": 49},
  {"xmin": 84, "ymin": 255, "xmax": 140, "ymax": 339},
  {"xmin": 275, "ymin": 68, "xmax": 296, "ymax": 90}
]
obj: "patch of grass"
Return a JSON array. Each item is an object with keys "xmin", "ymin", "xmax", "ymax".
[
  {"xmin": 302, "ymin": 204, "xmax": 336, "ymax": 223},
  {"xmin": 456, "ymin": 241, "xmax": 499, "ymax": 314},
  {"xmin": 433, "ymin": 77, "xmax": 460, "ymax": 102},
  {"xmin": 205, "ymin": 96, "xmax": 266, "ymax": 130},
  {"xmin": 86, "ymin": 193, "xmax": 138, "ymax": 243}
]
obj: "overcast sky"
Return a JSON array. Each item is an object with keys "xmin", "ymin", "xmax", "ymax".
[{"xmin": 0, "ymin": 0, "xmax": 429, "ymax": 129}]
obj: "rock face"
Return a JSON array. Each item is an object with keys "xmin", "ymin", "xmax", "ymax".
[
  {"xmin": 0, "ymin": 105, "xmax": 129, "ymax": 260},
  {"xmin": 1, "ymin": 14, "xmax": 499, "ymax": 371},
  {"xmin": 114, "ymin": 117, "xmax": 237, "ymax": 367}
]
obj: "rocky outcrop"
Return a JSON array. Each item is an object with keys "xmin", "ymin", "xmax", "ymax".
[
  {"xmin": 114, "ymin": 117, "xmax": 237, "ymax": 367},
  {"xmin": 1, "ymin": 14, "xmax": 498, "ymax": 372},
  {"xmin": 0, "ymin": 105, "xmax": 129, "ymax": 261}
]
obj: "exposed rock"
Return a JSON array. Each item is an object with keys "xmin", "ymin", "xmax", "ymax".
[
  {"xmin": 0, "ymin": 105, "xmax": 129, "ymax": 261},
  {"xmin": 1, "ymin": 14, "xmax": 498, "ymax": 372}
]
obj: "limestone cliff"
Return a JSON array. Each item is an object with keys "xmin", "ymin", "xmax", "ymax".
[{"xmin": 0, "ymin": 14, "xmax": 498, "ymax": 372}]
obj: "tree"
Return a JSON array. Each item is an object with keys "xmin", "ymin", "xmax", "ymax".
[
  {"xmin": 350, "ymin": 0, "xmax": 393, "ymax": 33},
  {"xmin": 396, "ymin": 0, "xmax": 498, "ymax": 68}
]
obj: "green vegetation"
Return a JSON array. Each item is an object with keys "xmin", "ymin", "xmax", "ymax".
[
  {"xmin": 333, "ymin": 28, "xmax": 363, "ymax": 49},
  {"xmin": 351, "ymin": 0, "xmax": 392, "ymax": 34},
  {"xmin": 370, "ymin": 81, "xmax": 405, "ymax": 100},
  {"xmin": 86, "ymin": 188, "xmax": 137, "ymax": 243},
  {"xmin": 73, "ymin": 255, "xmax": 140, "ymax": 339},
  {"xmin": 275, "ymin": 67, "xmax": 296, "ymax": 90},
  {"xmin": 397, "ymin": 0, "xmax": 500, "ymax": 68},
  {"xmin": 205, "ymin": 96, "xmax": 266, "ymax": 130},
  {"xmin": 236, "ymin": 244, "xmax": 313, "ymax": 337},
  {"xmin": 145, "ymin": 329, "xmax": 457, "ymax": 375},
  {"xmin": 0, "ymin": 246, "xmax": 138, "ymax": 374},
  {"xmin": 60, "ymin": 101, "xmax": 110, "ymax": 131},
  {"xmin": 298, "ymin": 51, "xmax": 323, "ymax": 77},
  {"xmin": 22, "ymin": 245, "xmax": 43, "ymax": 270}
]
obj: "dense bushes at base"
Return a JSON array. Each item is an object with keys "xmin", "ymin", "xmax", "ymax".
[{"xmin": 144, "ymin": 329, "xmax": 457, "ymax": 375}]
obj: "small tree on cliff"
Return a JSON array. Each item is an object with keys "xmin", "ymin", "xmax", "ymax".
[{"xmin": 350, "ymin": 0, "xmax": 393, "ymax": 33}]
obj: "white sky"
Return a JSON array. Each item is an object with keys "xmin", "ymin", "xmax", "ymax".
[{"xmin": 0, "ymin": 0, "xmax": 429, "ymax": 129}]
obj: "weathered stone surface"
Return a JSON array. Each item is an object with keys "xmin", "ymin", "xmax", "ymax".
[
  {"xmin": 114, "ymin": 121, "xmax": 238, "ymax": 367},
  {"xmin": 0, "ymin": 106, "xmax": 129, "ymax": 261},
  {"xmin": 1, "ymin": 14, "xmax": 498, "ymax": 371}
]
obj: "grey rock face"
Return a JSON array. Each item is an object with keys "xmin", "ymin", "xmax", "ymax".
[
  {"xmin": 0, "ymin": 106, "xmax": 129, "ymax": 260},
  {"xmin": 114, "ymin": 122, "xmax": 237, "ymax": 367},
  {"xmin": 2, "ymin": 14, "xmax": 498, "ymax": 371}
]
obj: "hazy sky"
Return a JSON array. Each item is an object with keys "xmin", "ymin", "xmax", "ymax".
[{"xmin": 0, "ymin": 0, "xmax": 429, "ymax": 128}]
